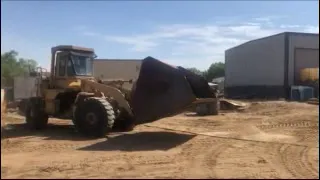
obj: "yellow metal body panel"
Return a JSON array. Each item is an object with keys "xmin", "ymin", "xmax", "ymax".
[
  {"xmin": 81, "ymin": 79, "xmax": 133, "ymax": 116},
  {"xmin": 54, "ymin": 78, "xmax": 82, "ymax": 90},
  {"xmin": 44, "ymin": 89, "xmax": 64, "ymax": 114}
]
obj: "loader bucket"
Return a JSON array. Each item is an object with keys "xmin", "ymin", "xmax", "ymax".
[
  {"xmin": 131, "ymin": 57, "xmax": 215, "ymax": 125},
  {"xmin": 176, "ymin": 66, "xmax": 215, "ymax": 98}
]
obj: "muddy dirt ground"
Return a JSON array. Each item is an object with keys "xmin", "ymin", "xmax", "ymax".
[{"xmin": 1, "ymin": 101, "xmax": 319, "ymax": 179}]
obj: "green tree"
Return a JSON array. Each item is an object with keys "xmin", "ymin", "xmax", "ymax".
[
  {"xmin": 205, "ymin": 62, "xmax": 225, "ymax": 81},
  {"xmin": 1, "ymin": 50, "xmax": 38, "ymax": 86},
  {"xmin": 186, "ymin": 67, "xmax": 203, "ymax": 76}
]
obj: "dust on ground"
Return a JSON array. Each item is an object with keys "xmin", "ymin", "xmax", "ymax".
[{"xmin": 1, "ymin": 100, "xmax": 319, "ymax": 179}]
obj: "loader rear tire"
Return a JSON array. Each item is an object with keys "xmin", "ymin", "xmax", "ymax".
[
  {"xmin": 73, "ymin": 97, "xmax": 115, "ymax": 138},
  {"xmin": 25, "ymin": 98, "xmax": 48, "ymax": 130}
]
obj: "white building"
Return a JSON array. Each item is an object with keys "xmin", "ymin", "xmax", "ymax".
[
  {"xmin": 224, "ymin": 32, "xmax": 319, "ymax": 99},
  {"xmin": 93, "ymin": 59, "xmax": 142, "ymax": 80}
]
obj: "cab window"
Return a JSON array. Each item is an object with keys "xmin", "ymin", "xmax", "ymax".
[
  {"xmin": 67, "ymin": 59, "xmax": 75, "ymax": 76},
  {"xmin": 58, "ymin": 57, "xmax": 66, "ymax": 76}
]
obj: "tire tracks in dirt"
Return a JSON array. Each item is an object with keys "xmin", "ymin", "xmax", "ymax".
[
  {"xmin": 257, "ymin": 121, "xmax": 319, "ymax": 146},
  {"xmin": 144, "ymin": 125, "xmax": 316, "ymax": 148},
  {"xmin": 174, "ymin": 136, "xmax": 212, "ymax": 178},
  {"xmin": 1, "ymin": 139, "xmax": 94, "ymax": 153},
  {"xmin": 172, "ymin": 136, "xmax": 232, "ymax": 178},
  {"xmin": 258, "ymin": 122, "xmax": 319, "ymax": 130},
  {"xmin": 278, "ymin": 144, "xmax": 318, "ymax": 179},
  {"xmin": 202, "ymin": 142, "xmax": 231, "ymax": 178},
  {"xmin": 303, "ymin": 147, "xmax": 319, "ymax": 175},
  {"xmin": 146, "ymin": 124, "xmax": 319, "ymax": 179}
]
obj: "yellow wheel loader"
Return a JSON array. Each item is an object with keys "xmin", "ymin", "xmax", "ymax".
[{"xmin": 24, "ymin": 45, "xmax": 219, "ymax": 137}]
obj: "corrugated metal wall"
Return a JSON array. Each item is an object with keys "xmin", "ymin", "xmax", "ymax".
[{"xmin": 225, "ymin": 33, "xmax": 285, "ymax": 87}]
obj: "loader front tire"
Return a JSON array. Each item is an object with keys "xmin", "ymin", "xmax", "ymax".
[
  {"xmin": 112, "ymin": 108, "xmax": 135, "ymax": 132},
  {"xmin": 25, "ymin": 98, "xmax": 48, "ymax": 130},
  {"xmin": 73, "ymin": 97, "xmax": 115, "ymax": 138}
]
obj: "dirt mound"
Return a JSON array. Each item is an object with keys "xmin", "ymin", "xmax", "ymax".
[{"xmin": 1, "ymin": 101, "xmax": 319, "ymax": 179}]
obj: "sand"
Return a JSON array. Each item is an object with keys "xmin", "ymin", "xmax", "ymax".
[{"xmin": 1, "ymin": 100, "xmax": 318, "ymax": 179}]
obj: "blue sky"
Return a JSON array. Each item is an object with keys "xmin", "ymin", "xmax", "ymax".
[{"xmin": 1, "ymin": 1, "xmax": 319, "ymax": 70}]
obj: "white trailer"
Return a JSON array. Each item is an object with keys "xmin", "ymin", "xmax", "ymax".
[{"xmin": 13, "ymin": 76, "xmax": 37, "ymax": 101}]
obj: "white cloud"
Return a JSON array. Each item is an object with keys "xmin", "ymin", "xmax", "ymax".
[
  {"xmin": 278, "ymin": 24, "xmax": 319, "ymax": 33},
  {"xmin": 5, "ymin": 18, "xmax": 317, "ymax": 72},
  {"xmin": 97, "ymin": 20, "xmax": 319, "ymax": 70},
  {"xmin": 304, "ymin": 25, "xmax": 319, "ymax": 33},
  {"xmin": 82, "ymin": 32, "xmax": 100, "ymax": 37},
  {"xmin": 104, "ymin": 35, "xmax": 158, "ymax": 52},
  {"xmin": 5, "ymin": 20, "xmax": 318, "ymax": 71},
  {"xmin": 254, "ymin": 17, "xmax": 272, "ymax": 22},
  {"xmin": 73, "ymin": 25, "xmax": 102, "ymax": 37},
  {"xmin": 253, "ymin": 15, "xmax": 287, "ymax": 22},
  {"xmin": 280, "ymin": 25, "xmax": 301, "ymax": 29}
]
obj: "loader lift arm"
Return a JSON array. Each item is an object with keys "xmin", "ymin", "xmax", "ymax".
[{"xmin": 80, "ymin": 79, "xmax": 133, "ymax": 117}]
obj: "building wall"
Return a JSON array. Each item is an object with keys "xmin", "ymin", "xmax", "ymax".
[
  {"xmin": 287, "ymin": 34, "xmax": 319, "ymax": 85},
  {"xmin": 93, "ymin": 59, "xmax": 142, "ymax": 80},
  {"xmin": 93, "ymin": 59, "xmax": 142, "ymax": 90},
  {"xmin": 225, "ymin": 33, "xmax": 286, "ymax": 98}
]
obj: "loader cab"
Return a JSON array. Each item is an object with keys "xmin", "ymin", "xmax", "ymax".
[
  {"xmin": 50, "ymin": 45, "xmax": 96, "ymax": 88},
  {"xmin": 55, "ymin": 51, "xmax": 95, "ymax": 77}
]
